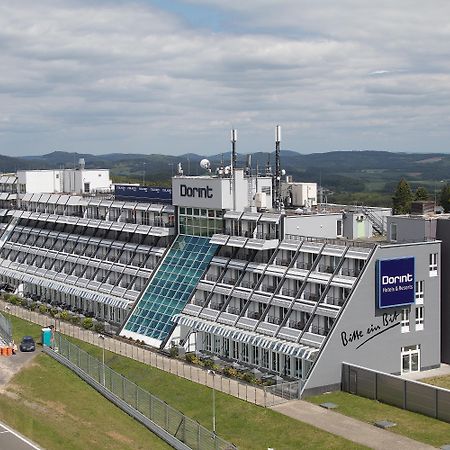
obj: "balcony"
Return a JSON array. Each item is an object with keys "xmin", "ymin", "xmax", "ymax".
[
  {"xmin": 310, "ymin": 325, "xmax": 330, "ymax": 336},
  {"xmin": 261, "ymin": 284, "xmax": 277, "ymax": 293},
  {"xmin": 204, "ymin": 274, "xmax": 218, "ymax": 282},
  {"xmin": 228, "ymin": 306, "xmax": 241, "ymax": 315},
  {"xmin": 317, "ymin": 265, "xmax": 336, "ymax": 274},
  {"xmin": 281, "ymin": 288, "xmax": 297, "ymax": 298},
  {"xmin": 325, "ymin": 296, "xmax": 346, "ymax": 307},
  {"xmin": 193, "ymin": 299, "xmax": 206, "ymax": 307},
  {"xmin": 289, "ymin": 320, "xmax": 305, "ymax": 330},
  {"xmin": 341, "ymin": 268, "xmax": 361, "ymax": 277},
  {"xmin": 210, "ymin": 302, "xmax": 224, "ymax": 311},
  {"xmin": 297, "ymin": 261, "xmax": 312, "ymax": 270},
  {"xmin": 303, "ymin": 292, "xmax": 320, "ymax": 302},
  {"xmin": 267, "ymin": 315, "xmax": 283, "ymax": 325},
  {"xmin": 222, "ymin": 278, "xmax": 238, "ymax": 286},
  {"xmin": 248, "ymin": 311, "xmax": 262, "ymax": 320},
  {"xmin": 241, "ymin": 281, "xmax": 256, "ymax": 289}
]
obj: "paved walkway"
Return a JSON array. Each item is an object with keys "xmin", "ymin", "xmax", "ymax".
[
  {"xmin": 272, "ymin": 400, "xmax": 436, "ymax": 450},
  {"xmin": 402, "ymin": 363, "xmax": 450, "ymax": 381}
]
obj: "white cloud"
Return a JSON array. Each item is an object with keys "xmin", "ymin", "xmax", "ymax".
[{"xmin": 0, "ymin": 0, "xmax": 449, "ymax": 155}]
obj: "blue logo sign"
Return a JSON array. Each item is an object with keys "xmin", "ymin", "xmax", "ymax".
[
  {"xmin": 376, "ymin": 257, "xmax": 415, "ymax": 309},
  {"xmin": 114, "ymin": 185, "xmax": 172, "ymax": 204}
]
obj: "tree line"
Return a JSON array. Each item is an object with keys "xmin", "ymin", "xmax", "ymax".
[{"xmin": 392, "ymin": 178, "xmax": 450, "ymax": 214}]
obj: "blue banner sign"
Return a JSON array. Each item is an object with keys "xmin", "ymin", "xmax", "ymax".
[
  {"xmin": 114, "ymin": 185, "xmax": 172, "ymax": 204},
  {"xmin": 376, "ymin": 257, "xmax": 415, "ymax": 309}
]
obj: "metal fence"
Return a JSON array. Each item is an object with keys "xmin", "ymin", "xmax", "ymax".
[
  {"xmin": 264, "ymin": 380, "xmax": 302, "ymax": 407},
  {"xmin": 53, "ymin": 333, "xmax": 237, "ymax": 450},
  {"xmin": 1, "ymin": 299, "xmax": 296, "ymax": 408},
  {"xmin": 342, "ymin": 363, "xmax": 450, "ymax": 423},
  {"xmin": 0, "ymin": 312, "xmax": 12, "ymax": 344}
]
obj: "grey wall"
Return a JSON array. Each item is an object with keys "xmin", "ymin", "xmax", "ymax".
[
  {"xmin": 303, "ymin": 241, "xmax": 441, "ymax": 394},
  {"xmin": 284, "ymin": 214, "xmax": 342, "ymax": 239},
  {"xmin": 437, "ymin": 219, "xmax": 450, "ymax": 363},
  {"xmin": 387, "ymin": 216, "xmax": 436, "ymax": 243}
]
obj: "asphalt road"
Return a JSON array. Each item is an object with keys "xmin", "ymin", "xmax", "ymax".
[{"xmin": 0, "ymin": 421, "xmax": 42, "ymax": 450}]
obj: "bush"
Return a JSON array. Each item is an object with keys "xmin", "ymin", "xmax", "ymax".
[
  {"xmin": 70, "ymin": 316, "xmax": 81, "ymax": 326},
  {"xmin": 185, "ymin": 353, "xmax": 202, "ymax": 365},
  {"xmin": 3, "ymin": 293, "xmax": 11, "ymax": 302},
  {"xmin": 39, "ymin": 305, "xmax": 48, "ymax": 314},
  {"xmin": 82, "ymin": 317, "xmax": 94, "ymax": 329},
  {"xmin": 169, "ymin": 346, "xmax": 178, "ymax": 358},
  {"xmin": 50, "ymin": 308, "xmax": 58, "ymax": 317},
  {"xmin": 242, "ymin": 373, "xmax": 256, "ymax": 384},
  {"xmin": 223, "ymin": 367, "xmax": 239, "ymax": 378},
  {"xmin": 93, "ymin": 322, "xmax": 105, "ymax": 333},
  {"xmin": 203, "ymin": 358, "xmax": 215, "ymax": 369},
  {"xmin": 59, "ymin": 310, "xmax": 70, "ymax": 321},
  {"xmin": 9, "ymin": 295, "xmax": 21, "ymax": 306}
]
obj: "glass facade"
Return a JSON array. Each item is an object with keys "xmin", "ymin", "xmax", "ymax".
[
  {"xmin": 124, "ymin": 235, "xmax": 218, "ymax": 343},
  {"xmin": 178, "ymin": 207, "xmax": 223, "ymax": 237}
]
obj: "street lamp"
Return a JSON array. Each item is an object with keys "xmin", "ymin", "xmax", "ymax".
[
  {"xmin": 142, "ymin": 162, "xmax": 146, "ymax": 186},
  {"xmin": 207, "ymin": 369, "xmax": 216, "ymax": 434},
  {"xmin": 99, "ymin": 334, "xmax": 106, "ymax": 385}
]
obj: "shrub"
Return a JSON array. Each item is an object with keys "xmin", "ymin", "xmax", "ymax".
[
  {"xmin": 223, "ymin": 367, "xmax": 239, "ymax": 378},
  {"xmin": 3, "ymin": 293, "xmax": 11, "ymax": 302},
  {"xmin": 9, "ymin": 295, "xmax": 20, "ymax": 305},
  {"xmin": 242, "ymin": 373, "xmax": 256, "ymax": 384},
  {"xmin": 203, "ymin": 358, "xmax": 215, "ymax": 369},
  {"xmin": 70, "ymin": 316, "xmax": 81, "ymax": 326},
  {"xmin": 169, "ymin": 346, "xmax": 178, "ymax": 358},
  {"xmin": 39, "ymin": 305, "xmax": 48, "ymax": 314},
  {"xmin": 93, "ymin": 322, "xmax": 105, "ymax": 333},
  {"xmin": 82, "ymin": 317, "xmax": 94, "ymax": 329},
  {"xmin": 50, "ymin": 308, "xmax": 59, "ymax": 317},
  {"xmin": 185, "ymin": 353, "xmax": 202, "ymax": 365},
  {"xmin": 59, "ymin": 310, "xmax": 70, "ymax": 321}
]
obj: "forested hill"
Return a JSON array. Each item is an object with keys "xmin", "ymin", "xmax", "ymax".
[{"xmin": 1, "ymin": 150, "xmax": 449, "ymax": 206}]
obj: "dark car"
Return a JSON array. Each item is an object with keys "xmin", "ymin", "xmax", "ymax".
[{"xmin": 19, "ymin": 336, "xmax": 36, "ymax": 352}]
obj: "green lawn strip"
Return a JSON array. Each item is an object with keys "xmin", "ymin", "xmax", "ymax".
[
  {"xmin": 5, "ymin": 314, "xmax": 367, "ymax": 449},
  {"xmin": 66, "ymin": 338, "xmax": 366, "ymax": 449},
  {"xmin": 0, "ymin": 353, "xmax": 169, "ymax": 450},
  {"xmin": 308, "ymin": 391, "xmax": 450, "ymax": 447},
  {"xmin": 422, "ymin": 374, "xmax": 450, "ymax": 390}
]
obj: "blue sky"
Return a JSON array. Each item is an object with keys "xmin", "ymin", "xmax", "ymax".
[{"xmin": 0, "ymin": 0, "xmax": 449, "ymax": 156}]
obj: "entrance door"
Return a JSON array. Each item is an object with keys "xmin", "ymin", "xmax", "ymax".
[{"xmin": 401, "ymin": 345, "xmax": 420, "ymax": 374}]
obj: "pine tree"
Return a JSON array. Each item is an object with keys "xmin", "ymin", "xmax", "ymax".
[
  {"xmin": 440, "ymin": 183, "xmax": 450, "ymax": 212},
  {"xmin": 414, "ymin": 186, "xmax": 429, "ymax": 201},
  {"xmin": 392, "ymin": 178, "xmax": 413, "ymax": 214}
]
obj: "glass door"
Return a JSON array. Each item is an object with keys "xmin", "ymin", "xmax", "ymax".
[{"xmin": 401, "ymin": 345, "xmax": 420, "ymax": 374}]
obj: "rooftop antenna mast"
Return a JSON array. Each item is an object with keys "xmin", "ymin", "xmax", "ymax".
[
  {"xmin": 231, "ymin": 129, "xmax": 237, "ymax": 211},
  {"xmin": 274, "ymin": 125, "xmax": 282, "ymax": 210}
]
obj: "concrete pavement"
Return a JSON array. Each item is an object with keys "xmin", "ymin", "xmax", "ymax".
[
  {"xmin": 0, "ymin": 421, "xmax": 42, "ymax": 450},
  {"xmin": 272, "ymin": 400, "xmax": 436, "ymax": 450}
]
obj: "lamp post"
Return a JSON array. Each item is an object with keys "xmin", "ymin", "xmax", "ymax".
[
  {"xmin": 142, "ymin": 162, "xmax": 146, "ymax": 186},
  {"xmin": 207, "ymin": 369, "xmax": 216, "ymax": 434},
  {"xmin": 99, "ymin": 334, "xmax": 105, "ymax": 385}
]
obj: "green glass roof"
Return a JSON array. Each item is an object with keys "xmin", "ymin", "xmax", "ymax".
[{"xmin": 123, "ymin": 235, "xmax": 217, "ymax": 344}]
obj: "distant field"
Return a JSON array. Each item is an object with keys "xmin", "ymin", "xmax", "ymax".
[
  {"xmin": 307, "ymin": 391, "xmax": 450, "ymax": 447},
  {"xmin": 4, "ymin": 314, "xmax": 366, "ymax": 450}
]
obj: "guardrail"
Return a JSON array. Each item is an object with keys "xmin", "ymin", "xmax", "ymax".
[{"xmin": 48, "ymin": 333, "xmax": 237, "ymax": 450}]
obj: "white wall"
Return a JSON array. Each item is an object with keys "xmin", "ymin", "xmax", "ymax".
[
  {"xmin": 284, "ymin": 213, "xmax": 342, "ymax": 239},
  {"xmin": 17, "ymin": 170, "xmax": 62, "ymax": 194}
]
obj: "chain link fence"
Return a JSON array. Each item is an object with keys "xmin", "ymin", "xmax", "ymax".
[
  {"xmin": 53, "ymin": 332, "xmax": 237, "ymax": 450},
  {"xmin": 1, "ymin": 300, "xmax": 299, "ymax": 408},
  {"xmin": 0, "ymin": 311, "xmax": 12, "ymax": 344}
]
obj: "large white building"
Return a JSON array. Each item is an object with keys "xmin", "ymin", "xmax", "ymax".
[{"xmin": 0, "ymin": 139, "xmax": 442, "ymax": 397}]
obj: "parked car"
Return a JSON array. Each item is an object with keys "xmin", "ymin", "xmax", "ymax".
[{"xmin": 19, "ymin": 336, "xmax": 36, "ymax": 352}]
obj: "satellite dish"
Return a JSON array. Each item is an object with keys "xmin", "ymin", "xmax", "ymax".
[
  {"xmin": 200, "ymin": 159, "xmax": 211, "ymax": 170},
  {"xmin": 281, "ymin": 169, "xmax": 286, "ymax": 176},
  {"xmin": 224, "ymin": 166, "xmax": 231, "ymax": 175}
]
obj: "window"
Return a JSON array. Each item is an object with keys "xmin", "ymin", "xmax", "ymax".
[
  {"xmin": 390, "ymin": 223, "xmax": 397, "ymax": 242},
  {"xmin": 336, "ymin": 220, "xmax": 343, "ymax": 237},
  {"xmin": 232, "ymin": 340, "xmax": 239, "ymax": 359},
  {"xmin": 401, "ymin": 308, "xmax": 410, "ymax": 333},
  {"xmin": 415, "ymin": 280, "xmax": 424, "ymax": 305},
  {"xmin": 401, "ymin": 345, "xmax": 420, "ymax": 374},
  {"xmin": 416, "ymin": 306, "xmax": 424, "ymax": 331},
  {"xmin": 241, "ymin": 343, "xmax": 249, "ymax": 363},
  {"xmin": 204, "ymin": 333, "xmax": 212, "ymax": 352},
  {"xmin": 84, "ymin": 182, "xmax": 90, "ymax": 193},
  {"xmin": 429, "ymin": 253, "xmax": 438, "ymax": 277}
]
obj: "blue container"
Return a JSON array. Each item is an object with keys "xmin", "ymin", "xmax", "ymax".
[{"xmin": 41, "ymin": 328, "xmax": 52, "ymax": 347}]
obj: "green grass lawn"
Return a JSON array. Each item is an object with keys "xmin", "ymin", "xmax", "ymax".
[
  {"xmin": 422, "ymin": 374, "xmax": 450, "ymax": 390},
  {"xmin": 0, "ymin": 354, "xmax": 170, "ymax": 450},
  {"xmin": 308, "ymin": 391, "xmax": 450, "ymax": 447},
  {"xmin": 3, "ymin": 314, "xmax": 366, "ymax": 450}
]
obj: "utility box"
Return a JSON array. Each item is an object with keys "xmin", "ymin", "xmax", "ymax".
[{"xmin": 41, "ymin": 327, "xmax": 52, "ymax": 347}]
